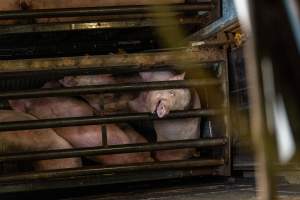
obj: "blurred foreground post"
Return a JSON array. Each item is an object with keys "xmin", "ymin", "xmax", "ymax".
[{"xmin": 243, "ymin": 0, "xmax": 300, "ymax": 199}]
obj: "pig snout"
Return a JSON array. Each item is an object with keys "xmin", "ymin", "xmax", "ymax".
[
  {"xmin": 148, "ymin": 92, "xmax": 173, "ymax": 118},
  {"xmin": 156, "ymin": 100, "xmax": 170, "ymax": 118}
]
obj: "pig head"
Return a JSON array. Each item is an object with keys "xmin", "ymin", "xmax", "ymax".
[{"xmin": 129, "ymin": 72, "xmax": 191, "ymax": 118}]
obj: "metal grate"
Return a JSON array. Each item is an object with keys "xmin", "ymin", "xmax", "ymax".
[{"xmin": 0, "ymin": 46, "xmax": 231, "ymax": 193}]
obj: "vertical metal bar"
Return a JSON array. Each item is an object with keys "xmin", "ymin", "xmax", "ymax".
[
  {"xmin": 100, "ymin": 95, "xmax": 108, "ymax": 147},
  {"xmin": 221, "ymin": 45, "xmax": 231, "ymax": 176}
]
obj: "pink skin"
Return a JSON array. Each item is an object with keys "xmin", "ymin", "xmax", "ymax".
[
  {"xmin": 130, "ymin": 72, "xmax": 191, "ymax": 118},
  {"xmin": 59, "ymin": 75, "xmax": 140, "ymax": 112},
  {"xmin": 129, "ymin": 71, "xmax": 201, "ymax": 161},
  {"xmin": 59, "ymin": 75, "xmax": 116, "ymax": 111},
  {"xmin": 0, "ymin": 110, "xmax": 82, "ymax": 171},
  {"xmin": 9, "ymin": 91, "xmax": 153, "ymax": 165},
  {"xmin": 60, "ymin": 75, "xmax": 116, "ymax": 87}
]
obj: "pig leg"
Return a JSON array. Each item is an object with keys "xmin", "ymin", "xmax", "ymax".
[
  {"xmin": 100, "ymin": 124, "xmax": 154, "ymax": 165},
  {"xmin": 0, "ymin": 110, "xmax": 82, "ymax": 171},
  {"xmin": 55, "ymin": 124, "xmax": 153, "ymax": 165},
  {"xmin": 0, "ymin": 130, "xmax": 82, "ymax": 171},
  {"xmin": 34, "ymin": 131, "xmax": 82, "ymax": 170}
]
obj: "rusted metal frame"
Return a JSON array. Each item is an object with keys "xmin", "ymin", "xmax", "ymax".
[
  {"xmin": 0, "ymin": 4, "xmax": 213, "ymax": 20},
  {"xmin": 0, "ymin": 138, "xmax": 227, "ymax": 162},
  {"xmin": 0, "ymin": 17, "xmax": 206, "ymax": 34},
  {"xmin": 210, "ymin": 0, "xmax": 222, "ymax": 21},
  {"xmin": 188, "ymin": 0, "xmax": 238, "ymax": 41},
  {"xmin": 0, "ymin": 61, "xmax": 225, "ymax": 80},
  {"xmin": 0, "ymin": 48, "xmax": 224, "ymax": 72},
  {"xmin": 0, "ymin": 159, "xmax": 224, "ymax": 183},
  {"xmin": 0, "ymin": 109, "xmax": 224, "ymax": 132},
  {"xmin": 0, "ymin": 79, "xmax": 222, "ymax": 100}
]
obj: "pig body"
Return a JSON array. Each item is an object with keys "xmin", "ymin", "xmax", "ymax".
[
  {"xmin": 0, "ymin": 110, "xmax": 82, "ymax": 171},
  {"xmin": 60, "ymin": 74, "xmax": 141, "ymax": 112},
  {"xmin": 9, "ymin": 96, "xmax": 152, "ymax": 165},
  {"xmin": 129, "ymin": 71, "xmax": 201, "ymax": 161},
  {"xmin": 154, "ymin": 92, "xmax": 201, "ymax": 161}
]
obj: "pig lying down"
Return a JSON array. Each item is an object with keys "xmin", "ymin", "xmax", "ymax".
[
  {"xmin": 60, "ymin": 71, "xmax": 201, "ymax": 161},
  {"xmin": 0, "ymin": 110, "xmax": 82, "ymax": 171},
  {"xmin": 9, "ymin": 95, "xmax": 153, "ymax": 165},
  {"xmin": 60, "ymin": 74, "xmax": 141, "ymax": 112}
]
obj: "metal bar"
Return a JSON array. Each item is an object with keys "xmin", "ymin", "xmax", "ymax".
[
  {"xmin": 221, "ymin": 47, "xmax": 231, "ymax": 177},
  {"xmin": 0, "ymin": 79, "xmax": 222, "ymax": 100},
  {"xmin": 101, "ymin": 125, "xmax": 108, "ymax": 147},
  {"xmin": 0, "ymin": 61, "xmax": 224, "ymax": 80},
  {"xmin": 0, "ymin": 4, "xmax": 212, "ymax": 20},
  {"xmin": 0, "ymin": 159, "xmax": 224, "ymax": 183},
  {"xmin": 0, "ymin": 138, "xmax": 226, "ymax": 162},
  {"xmin": 0, "ymin": 109, "xmax": 223, "ymax": 132},
  {"xmin": 0, "ymin": 168, "xmax": 217, "ymax": 194},
  {"xmin": 0, "ymin": 17, "xmax": 205, "ymax": 35},
  {"xmin": 100, "ymin": 95, "xmax": 108, "ymax": 147},
  {"xmin": 188, "ymin": 0, "xmax": 238, "ymax": 41},
  {"xmin": 0, "ymin": 48, "xmax": 224, "ymax": 72}
]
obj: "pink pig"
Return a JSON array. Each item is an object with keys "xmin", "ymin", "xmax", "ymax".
[
  {"xmin": 0, "ymin": 110, "xmax": 82, "ymax": 171},
  {"xmin": 129, "ymin": 71, "xmax": 201, "ymax": 161},
  {"xmin": 9, "ymin": 93, "xmax": 153, "ymax": 165}
]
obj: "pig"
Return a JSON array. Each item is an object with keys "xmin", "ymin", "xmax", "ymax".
[
  {"xmin": 9, "ymin": 95, "xmax": 153, "ymax": 165},
  {"xmin": 129, "ymin": 71, "xmax": 201, "ymax": 161},
  {"xmin": 59, "ymin": 74, "xmax": 140, "ymax": 112},
  {"xmin": 0, "ymin": 110, "xmax": 82, "ymax": 171},
  {"xmin": 129, "ymin": 72, "xmax": 192, "ymax": 118}
]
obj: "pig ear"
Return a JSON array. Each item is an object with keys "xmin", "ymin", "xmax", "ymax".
[
  {"xmin": 8, "ymin": 100, "xmax": 29, "ymax": 112},
  {"xmin": 139, "ymin": 72, "xmax": 153, "ymax": 81},
  {"xmin": 170, "ymin": 72, "xmax": 185, "ymax": 81}
]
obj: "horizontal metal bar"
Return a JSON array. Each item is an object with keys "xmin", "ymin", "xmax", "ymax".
[
  {"xmin": 0, "ymin": 159, "xmax": 224, "ymax": 183},
  {"xmin": 0, "ymin": 168, "xmax": 217, "ymax": 194},
  {"xmin": 0, "ymin": 17, "xmax": 204, "ymax": 35},
  {"xmin": 0, "ymin": 48, "xmax": 224, "ymax": 72},
  {"xmin": 0, "ymin": 61, "xmax": 224, "ymax": 80},
  {"xmin": 0, "ymin": 109, "xmax": 223, "ymax": 132},
  {"xmin": 0, "ymin": 79, "xmax": 222, "ymax": 100},
  {"xmin": 0, "ymin": 138, "xmax": 227, "ymax": 162},
  {"xmin": 0, "ymin": 4, "xmax": 212, "ymax": 20}
]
